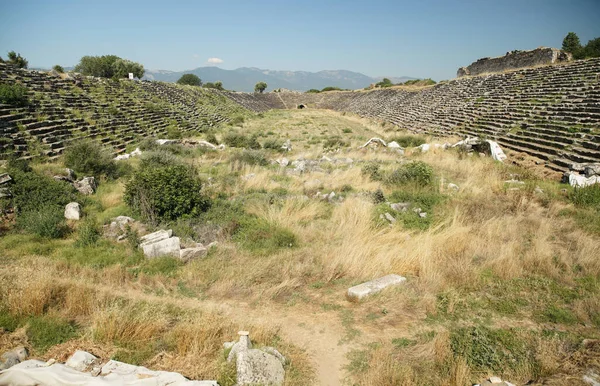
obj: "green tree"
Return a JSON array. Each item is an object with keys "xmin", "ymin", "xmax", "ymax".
[
  {"xmin": 375, "ymin": 78, "xmax": 393, "ymax": 88},
  {"xmin": 582, "ymin": 37, "xmax": 600, "ymax": 59},
  {"xmin": 113, "ymin": 58, "xmax": 145, "ymax": 79},
  {"xmin": 52, "ymin": 65, "xmax": 64, "ymax": 73},
  {"xmin": 562, "ymin": 32, "xmax": 583, "ymax": 58},
  {"xmin": 204, "ymin": 81, "xmax": 224, "ymax": 90},
  {"xmin": 177, "ymin": 73, "xmax": 202, "ymax": 86},
  {"xmin": 254, "ymin": 81, "xmax": 267, "ymax": 93},
  {"xmin": 7, "ymin": 51, "xmax": 28, "ymax": 68},
  {"xmin": 214, "ymin": 81, "xmax": 224, "ymax": 90},
  {"xmin": 74, "ymin": 55, "xmax": 120, "ymax": 78}
]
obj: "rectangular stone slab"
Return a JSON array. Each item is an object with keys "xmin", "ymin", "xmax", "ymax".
[
  {"xmin": 142, "ymin": 237, "xmax": 180, "ymax": 259},
  {"xmin": 347, "ymin": 274, "xmax": 406, "ymax": 301},
  {"xmin": 139, "ymin": 229, "xmax": 172, "ymax": 246}
]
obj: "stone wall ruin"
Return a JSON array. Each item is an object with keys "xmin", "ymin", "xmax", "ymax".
[{"xmin": 457, "ymin": 47, "xmax": 572, "ymax": 77}]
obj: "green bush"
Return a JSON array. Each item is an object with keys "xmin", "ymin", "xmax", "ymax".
[
  {"xmin": 223, "ymin": 132, "xmax": 260, "ymax": 149},
  {"xmin": 263, "ymin": 139, "xmax": 283, "ymax": 150},
  {"xmin": 0, "ymin": 83, "xmax": 28, "ymax": 106},
  {"xmin": 8, "ymin": 169, "xmax": 76, "ymax": 214},
  {"xmin": 63, "ymin": 141, "xmax": 117, "ymax": 178},
  {"xmin": 361, "ymin": 162, "xmax": 382, "ymax": 181},
  {"xmin": 52, "ymin": 65, "xmax": 64, "ymax": 73},
  {"xmin": 138, "ymin": 138, "xmax": 159, "ymax": 151},
  {"xmin": 386, "ymin": 161, "xmax": 434, "ymax": 186},
  {"xmin": 231, "ymin": 150, "xmax": 269, "ymax": 166},
  {"xmin": 16, "ymin": 205, "xmax": 68, "ymax": 238},
  {"xmin": 390, "ymin": 135, "xmax": 426, "ymax": 148},
  {"xmin": 124, "ymin": 164, "xmax": 210, "ymax": 223},
  {"xmin": 372, "ymin": 189, "xmax": 385, "ymax": 204},
  {"xmin": 569, "ymin": 184, "xmax": 600, "ymax": 208},
  {"xmin": 75, "ymin": 218, "xmax": 100, "ymax": 247}
]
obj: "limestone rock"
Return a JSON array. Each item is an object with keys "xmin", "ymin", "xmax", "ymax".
[
  {"xmin": 0, "ymin": 173, "xmax": 13, "ymax": 185},
  {"xmin": 73, "ymin": 176, "xmax": 97, "ymax": 195},
  {"xmin": 64, "ymin": 202, "xmax": 81, "ymax": 220},
  {"xmin": 384, "ymin": 212, "xmax": 396, "ymax": 223},
  {"xmin": 140, "ymin": 229, "xmax": 173, "ymax": 246},
  {"xmin": 387, "ymin": 141, "xmax": 401, "ymax": 149},
  {"xmin": 262, "ymin": 347, "xmax": 286, "ymax": 365},
  {"xmin": 65, "ymin": 350, "xmax": 97, "ymax": 372},
  {"xmin": 236, "ymin": 349, "xmax": 285, "ymax": 386},
  {"xmin": 180, "ymin": 245, "xmax": 208, "ymax": 262},
  {"xmin": 156, "ymin": 139, "xmax": 179, "ymax": 146},
  {"xmin": 227, "ymin": 331, "xmax": 252, "ymax": 363},
  {"xmin": 390, "ymin": 202, "xmax": 410, "ymax": 212},
  {"xmin": 585, "ymin": 164, "xmax": 600, "ymax": 178},
  {"xmin": 142, "ymin": 237, "xmax": 180, "ymax": 259},
  {"xmin": 360, "ymin": 137, "xmax": 387, "ymax": 148},
  {"xmin": 281, "ymin": 139, "xmax": 292, "ymax": 152},
  {"xmin": 0, "ymin": 346, "xmax": 28, "ymax": 370},
  {"xmin": 0, "ymin": 187, "xmax": 11, "ymax": 198},
  {"xmin": 347, "ymin": 274, "xmax": 407, "ymax": 301},
  {"xmin": 447, "ymin": 183, "xmax": 460, "ymax": 191}
]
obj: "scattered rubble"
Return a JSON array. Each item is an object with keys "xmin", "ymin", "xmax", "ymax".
[
  {"xmin": 452, "ymin": 137, "xmax": 507, "ymax": 162},
  {"xmin": 139, "ymin": 228, "xmax": 211, "ymax": 262},
  {"xmin": 181, "ymin": 139, "xmax": 225, "ymax": 150},
  {"xmin": 347, "ymin": 274, "xmax": 407, "ymax": 301},
  {"xmin": 114, "ymin": 147, "xmax": 142, "ymax": 160}
]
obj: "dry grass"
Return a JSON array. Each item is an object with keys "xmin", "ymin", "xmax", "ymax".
[{"xmin": 1, "ymin": 109, "xmax": 599, "ymax": 385}]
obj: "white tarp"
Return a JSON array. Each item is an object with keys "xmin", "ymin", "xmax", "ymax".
[
  {"xmin": 0, "ymin": 359, "xmax": 217, "ymax": 386},
  {"xmin": 568, "ymin": 173, "xmax": 600, "ymax": 187}
]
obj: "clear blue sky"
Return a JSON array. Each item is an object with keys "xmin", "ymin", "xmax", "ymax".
[{"xmin": 1, "ymin": 0, "xmax": 599, "ymax": 80}]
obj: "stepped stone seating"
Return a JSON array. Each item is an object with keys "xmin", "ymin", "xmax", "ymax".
[
  {"xmin": 222, "ymin": 58, "xmax": 600, "ymax": 173},
  {"xmin": 0, "ymin": 64, "xmax": 249, "ymax": 159}
]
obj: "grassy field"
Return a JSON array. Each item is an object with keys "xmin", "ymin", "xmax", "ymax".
[{"xmin": 1, "ymin": 109, "xmax": 599, "ymax": 385}]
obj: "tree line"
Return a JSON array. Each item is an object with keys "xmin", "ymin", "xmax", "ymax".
[{"xmin": 562, "ymin": 32, "xmax": 600, "ymax": 59}]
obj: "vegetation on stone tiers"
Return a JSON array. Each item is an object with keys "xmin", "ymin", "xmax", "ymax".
[
  {"xmin": 0, "ymin": 83, "xmax": 28, "ymax": 106},
  {"xmin": 0, "ymin": 109, "xmax": 599, "ymax": 385}
]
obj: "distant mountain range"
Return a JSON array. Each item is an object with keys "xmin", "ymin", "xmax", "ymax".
[{"xmin": 143, "ymin": 67, "xmax": 416, "ymax": 92}]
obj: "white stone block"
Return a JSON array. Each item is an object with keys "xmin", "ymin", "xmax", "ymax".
[
  {"xmin": 64, "ymin": 202, "xmax": 81, "ymax": 220},
  {"xmin": 142, "ymin": 237, "xmax": 180, "ymax": 258},
  {"xmin": 140, "ymin": 229, "xmax": 172, "ymax": 246},
  {"xmin": 347, "ymin": 274, "xmax": 407, "ymax": 301},
  {"xmin": 179, "ymin": 245, "xmax": 208, "ymax": 262}
]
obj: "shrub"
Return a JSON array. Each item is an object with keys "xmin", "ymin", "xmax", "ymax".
[
  {"xmin": 6, "ymin": 51, "xmax": 28, "ymax": 69},
  {"xmin": 386, "ymin": 161, "xmax": 434, "ymax": 186},
  {"xmin": 140, "ymin": 150, "xmax": 182, "ymax": 169},
  {"xmin": 390, "ymin": 134, "xmax": 426, "ymax": 148},
  {"xmin": 8, "ymin": 169, "xmax": 76, "ymax": 213},
  {"xmin": 205, "ymin": 132, "xmax": 218, "ymax": 145},
  {"xmin": 52, "ymin": 65, "xmax": 64, "ymax": 73},
  {"xmin": 16, "ymin": 205, "xmax": 68, "ymax": 238},
  {"xmin": 229, "ymin": 115, "xmax": 245, "ymax": 126},
  {"xmin": 63, "ymin": 141, "xmax": 117, "ymax": 178},
  {"xmin": 0, "ymin": 83, "xmax": 28, "ymax": 106},
  {"xmin": 166, "ymin": 125, "xmax": 182, "ymax": 139},
  {"xmin": 569, "ymin": 184, "xmax": 600, "ymax": 208},
  {"xmin": 323, "ymin": 136, "xmax": 349, "ymax": 149},
  {"xmin": 231, "ymin": 150, "xmax": 269, "ymax": 166},
  {"xmin": 372, "ymin": 189, "xmax": 385, "ymax": 204},
  {"xmin": 75, "ymin": 218, "xmax": 100, "ymax": 247},
  {"xmin": 223, "ymin": 132, "xmax": 261, "ymax": 149},
  {"xmin": 124, "ymin": 164, "xmax": 210, "ymax": 223},
  {"xmin": 361, "ymin": 162, "xmax": 382, "ymax": 181},
  {"xmin": 263, "ymin": 139, "xmax": 283, "ymax": 151},
  {"xmin": 138, "ymin": 138, "xmax": 159, "ymax": 151}
]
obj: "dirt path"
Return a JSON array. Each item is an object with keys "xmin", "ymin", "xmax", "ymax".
[{"xmin": 90, "ymin": 283, "xmax": 368, "ymax": 385}]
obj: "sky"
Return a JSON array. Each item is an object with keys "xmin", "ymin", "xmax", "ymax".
[{"xmin": 1, "ymin": 0, "xmax": 599, "ymax": 80}]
